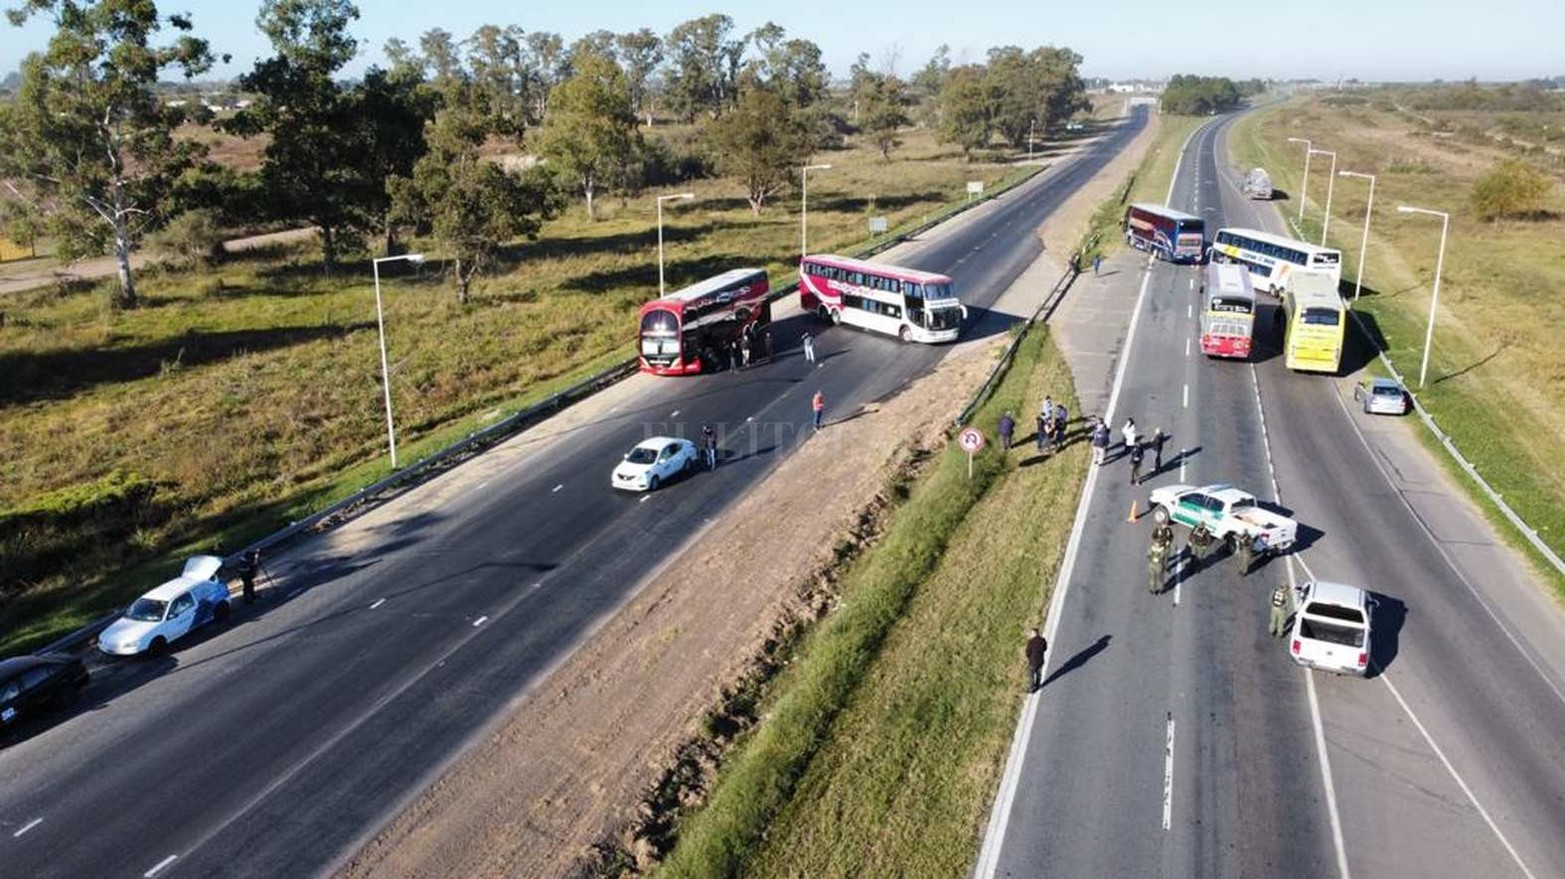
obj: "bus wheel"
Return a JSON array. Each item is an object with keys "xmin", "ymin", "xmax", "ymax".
[
  {"xmin": 830, "ymin": 309, "xmax": 842, "ymax": 326},
  {"xmin": 899, "ymin": 325, "xmax": 911, "ymax": 342},
  {"xmin": 817, "ymin": 305, "xmax": 831, "ymax": 323}
]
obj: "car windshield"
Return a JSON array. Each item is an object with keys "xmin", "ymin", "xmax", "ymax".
[
  {"xmin": 1373, "ymin": 386, "xmax": 1401, "ymax": 397},
  {"xmin": 126, "ymin": 598, "xmax": 167, "ymax": 622},
  {"xmin": 626, "ymin": 447, "xmax": 658, "ymax": 465}
]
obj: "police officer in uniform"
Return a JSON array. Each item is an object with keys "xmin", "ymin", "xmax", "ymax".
[
  {"xmin": 1268, "ymin": 583, "xmax": 1290, "ymax": 637},
  {"xmin": 1148, "ymin": 522, "xmax": 1174, "ymax": 594},
  {"xmin": 1236, "ymin": 533, "xmax": 1256, "ymax": 576},
  {"xmin": 1186, "ymin": 523, "xmax": 1215, "ymax": 572}
]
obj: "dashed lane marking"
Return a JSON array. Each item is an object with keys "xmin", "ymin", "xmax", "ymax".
[
  {"xmin": 551, "ymin": 484, "xmax": 563, "ymax": 493},
  {"xmin": 1182, "ymin": 384, "xmax": 1189, "ymax": 408},
  {"xmin": 669, "ymin": 409, "xmax": 680, "ymax": 417},
  {"xmin": 369, "ymin": 598, "xmax": 385, "ymax": 610},
  {"xmin": 639, "ymin": 495, "xmax": 651, "ymax": 503},
  {"xmin": 13, "ymin": 818, "xmax": 42, "ymax": 838},
  {"xmin": 144, "ymin": 855, "xmax": 178, "ymax": 878},
  {"xmin": 1162, "ymin": 715, "xmax": 1176, "ymax": 830},
  {"xmin": 472, "ymin": 616, "xmax": 488, "ymax": 627}
]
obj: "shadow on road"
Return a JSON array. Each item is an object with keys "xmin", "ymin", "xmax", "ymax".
[
  {"xmin": 1042, "ymin": 634, "xmax": 1112, "ymax": 688},
  {"xmin": 1368, "ymin": 592, "xmax": 1407, "ymax": 678}
]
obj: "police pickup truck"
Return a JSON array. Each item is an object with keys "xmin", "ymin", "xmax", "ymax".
[{"xmin": 1147, "ymin": 483, "xmax": 1297, "ymax": 555}]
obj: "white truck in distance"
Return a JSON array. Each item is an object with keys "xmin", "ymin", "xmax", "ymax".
[{"xmin": 1147, "ymin": 483, "xmax": 1298, "ymax": 555}]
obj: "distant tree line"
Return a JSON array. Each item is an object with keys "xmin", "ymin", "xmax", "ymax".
[
  {"xmin": 1160, "ymin": 75, "xmax": 1263, "ymax": 115},
  {"xmin": 0, "ymin": 1, "xmax": 1088, "ymax": 308},
  {"xmin": 1403, "ymin": 80, "xmax": 1565, "ymax": 113}
]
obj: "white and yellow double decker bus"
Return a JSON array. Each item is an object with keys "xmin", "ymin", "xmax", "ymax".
[
  {"xmin": 1210, "ymin": 227, "xmax": 1341, "ymax": 296},
  {"xmin": 1281, "ymin": 270, "xmax": 1346, "ymax": 373}
]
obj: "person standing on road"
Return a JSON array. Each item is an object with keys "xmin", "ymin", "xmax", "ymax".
[
  {"xmin": 1093, "ymin": 254, "xmax": 1104, "ymax": 277},
  {"xmin": 740, "ymin": 333, "xmax": 751, "ymax": 368},
  {"xmin": 1129, "ymin": 440, "xmax": 1145, "ymax": 485},
  {"xmin": 812, "ymin": 390, "xmax": 825, "ymax": 431},
  {"xmin": 1091, "ymin": 420, "xmax": 1109, "ymax": 465},
  {"xmin": 701, "ymin": 424, "xmax": 718, "ymax": 470},
  {"xmin": 802, "ymin": 331, "xmax": 816, "ymax": 365},
  {"xmin": 1149, "ymin": 522, "xmax": 1173, "ymax": 593},
  {"xmin": 1185, "ymin": 523, "xmax": 1215, "ymax": 572},
  {"xmin": 1268, "ymin": 583, "xmax": 1290, "ymax": 637},
  {"xmin": 1150, "ymin": 427, "xmax": 1168, "ymax": 471},
  {"xmin": 998, "ymin": 411, "xmax": 1015, "ymax": 450},
  {"xmin": 1025, "ymin": 627, "xmax": 1049, "ymax": 693},
  {"xmin": 1121, "ymin": 417, "xmax": 1138, "ymax": 453},
  {"xmin": 238, "ymin": 549, "xmax": 260, "ymax": 605}
]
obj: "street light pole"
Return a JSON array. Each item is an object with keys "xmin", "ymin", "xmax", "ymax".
[
  {"xmin": 1397, "ymin": 205, "xmax": 1450, "ymax": 388},
  {"xmin": 372, "ymin": 252, "xmax": 425, "ymax": 469},
  {"xmin": 1286, "ymin": 137, "xmax": 1311, "ymax": 221},
  {"xmin": 1309, "ymin": 149, "xmax": 1337, "ymax": 244},
  {"xmin": 656, "ymin": 192, "xmax": 694, "ymax": 297},
  {"xmin": 1028, "ymin": 117, "xmax": 1036, "ymax": 161},
  {"xmin": 1338, "ymin": 170, "xmax": 1376, "ymax": 301},
  {"xmin": 801, "ymin": 163, "xmax": 832, "ymax": 260}
]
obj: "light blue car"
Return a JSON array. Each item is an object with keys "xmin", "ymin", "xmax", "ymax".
[{"xmin": 98, "ymin": 556, "xmax": 232, "ymax": 657}]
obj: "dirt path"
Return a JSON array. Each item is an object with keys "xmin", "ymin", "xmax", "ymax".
[
  {"xmin": 0, "ymin": 227, "xmax": 316, "ymax": 297},
  {"xmin": 337, "ymin": 119, "xmax": 1159, "ymax": 879}
]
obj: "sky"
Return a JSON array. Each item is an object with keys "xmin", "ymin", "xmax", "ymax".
[{"xmin": 0, "ymin": 0, "xmax": 1558, "ymax": 84}]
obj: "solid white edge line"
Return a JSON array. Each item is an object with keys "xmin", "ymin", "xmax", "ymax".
[
  {"xmin": 144, "ymin": 854, "xmax": 178, "ymax": 878},
  {"xmin": 974, "ymin": 114, "xmax": 1198, "ymax": 874},
  {"xmin": 472, "ymin": 616, "xmax": 488, "ymax": 627},
  {"xmin": 13, "ymin": 817, "xmax": 42, "ymax": 838},
  {"xmin": 1162, "ymin": 715, "xmax": 1176, "ymax": 830},
  {"xmin": 1379, "ymin": 672, "xmax": 1537, "ymax": 879}
]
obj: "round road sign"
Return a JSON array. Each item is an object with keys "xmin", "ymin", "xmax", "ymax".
[{"xmin": 958, "ymin": 427, "xmax": 986, "ymax": 453}]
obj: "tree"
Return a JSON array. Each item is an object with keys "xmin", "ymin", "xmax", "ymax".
[
  {"xmin": 533, "ymin": 50, "xmax": 640, "ymax": 220},
  {"xmin": 1471, "ymin": 159, "xmax": 1553, "ymax": 221},
  {"xmin": 1160, "ymin": 75, "xmax": 1243, "ymax": 115},
  {"xmin": 707, "ymin": 86, "xmax": 811, "ymax": 214},
  {"xmin": 227, "ymin": 0, "xmax": 370, "ymax": 270},
  {"xmin": 466, "ymin": 24, "xmax": 529, "ymax": 141},
  {"xmin": 860, "ymin": 74, "xmax": 910, "ymax": 160},
  {"xmin": 390, "ymin": 83, "xmax": 558, "ymax": 303},
  {"xmin": 616, "ymin": 28, "xmax": 663, "ymax": 125},
  {"xmin": 663, "ymin": 14, "xmax": 744, "ymax": 121},
  {"xmin": 0, "ymin": 0, "xmax": 218, "ymax": 308},
  {"xmin": 355, "ymin": 66, "xmax": 436, "ymax": 253},
  {"xmin": 522, "ymin": 31, "xmax": 565, "ymax": 122},
  {"xmin": 937, "ymin": 65, "xmax": 993, "ymax": 160},
  {"xmin": 742, "ymin": 23, "xmax": 826, "ymax": 110},
  {"xmin": 418, "ymin": 27, "xmax": 461, "ymax": 89}
]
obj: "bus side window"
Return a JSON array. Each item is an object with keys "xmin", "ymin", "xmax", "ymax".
[{"xmin": 887, "ymin": 304, "xmax": 901, "ymax": 319}]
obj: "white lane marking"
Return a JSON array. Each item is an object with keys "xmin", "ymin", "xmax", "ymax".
[
  {"xmin": 369, "ymin": 598, "xmax": 386, "ymax": 610},
  {"xmin": 551, "ymin": 484, "xmax": 563, "ymax": 493},
  {"xmin": 1187, "ymin": 302, "xmax": 1193, "ymax": 319},
  {"xmin": 1173, "ymin": 559, "xmax": 1182, "ymax": 606},
  {"xmin": 477, "ymin": 481, "xmax": 489, "ymax": 491},
  {"xmin": 976, "ymin": 166, "xmax": 1172, "ymax": 876},
  {"xmin": 13, "ymin": 817, "xmax": 42, "ymax": 838},
  {"xmin": 1162, "ymin": 714, "xmax": 1176, "ymax": 830},
  {"xmin": 1182, "ymin": 384, "xmax": 1189, "ymax": 408},
  {"xmin": 144, "ymin": 855, "xmax": 178, "ymax": 878},
  {"xmin": 1379, "ymin": 672, "xmax": 1537, "ymax": 879},
  {"xmin": 1185, "ymin": 337, "xmax": 1191, "ymax": 358},
  {"xmin": 639, "ymin": 495, "xmax": 651, "ymax": 503},
  {"xmin": 746, "ymin": 415, "xmax": 755, "ymax": 422},
  {"xmin": 1188, "ymin": 278, "xmax": 1194, "ymax": 291},
  {"xmin": 669, "ymin": 409, "xmax": 680, "ymax": 417},
  {"xmin": 472, "ymin": 616, "xmax": 488, "ymax": 627},
  {"xmin": 531, "ymin": 581, "xmax": 543, "ymax": 590}
]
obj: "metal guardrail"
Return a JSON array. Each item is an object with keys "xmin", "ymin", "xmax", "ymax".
[
  {"xmin": 955, "ymin": 233, "xmax": 1094, "ymax": 427},
  {"xmin": 28, "ymin": 163, "xmax": 1053, "ymax": 658},
  {"xmin": 1283, "ymin": 218, "xmax": 1565, "ymax": 577}
]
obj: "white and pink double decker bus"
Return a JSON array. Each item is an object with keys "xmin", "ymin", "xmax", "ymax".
[{"xmin": 798, "ymin": 254, "xmax": 964, "ymax": 344}]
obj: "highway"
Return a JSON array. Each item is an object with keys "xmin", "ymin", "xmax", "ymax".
[
  {"xmin": 981, "ymin": 111, "xmax": 1565, "ymax": 878},
  {"xmin": 0, "ymin": 109, "xmax": 1146, "ymax": 878}
]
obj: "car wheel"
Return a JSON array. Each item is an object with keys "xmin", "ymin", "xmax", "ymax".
[
  {"xmin": 647, "ymin": 475, "xmax": 660, "ymax": 492},
  {"xmin": 214, "ymin": 601, "xmax": 231, "ymax": 623},
  {"xmin": 147, "ymin": 637, "xmax": 167, "ymax": 657},
  {"xmin": 1152, "ymin": 506, "xmax": 1169, "ymax": 524}
]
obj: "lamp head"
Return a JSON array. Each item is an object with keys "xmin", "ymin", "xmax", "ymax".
[{"xmin": 406, "ymin": 253, "xmax": 426, "ymax": 265}]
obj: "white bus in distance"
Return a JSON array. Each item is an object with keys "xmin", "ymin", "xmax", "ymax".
[
  {"xmin": 799, "ymin": 254, "xmax": 965, "ymax": 343},
  {"xmin": 1208, "ymin": 227, "xmax": 1341, "ymax": 295}
]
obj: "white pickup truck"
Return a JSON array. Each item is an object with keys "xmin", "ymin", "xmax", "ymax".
[{"xmin": 1147, "ymin": 483, "xmax": 1298, "ymax": 555}]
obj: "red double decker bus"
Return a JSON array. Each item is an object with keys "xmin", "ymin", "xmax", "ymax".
[{"xmin": 638, "ymin": 268, "xmax": 771, "ymax": 375}]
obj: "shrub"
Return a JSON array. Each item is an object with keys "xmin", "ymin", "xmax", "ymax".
[
  {"xmin": 1471, "ymin": 159, "xmax": 1554, "ymax": 221},
  {"xmin": 150, "ymin": 208, "xmax": 226, "ymax": 269}
]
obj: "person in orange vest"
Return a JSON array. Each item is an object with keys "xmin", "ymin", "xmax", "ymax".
[{"xmin": 812, "ymin": 390, "xmax": 825, "ymax": 431}]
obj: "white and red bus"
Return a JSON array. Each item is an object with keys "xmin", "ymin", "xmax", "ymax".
[
  {"xmin": 1200, "ymin": 262, "xmax": 1256, "ymax": 359},
  {"xmin": 798, "ymin": 254, "xmax": 964, "ymax": 343},
  {"xmin": 638, "ymin": 268, "xmax": 770, "ymax": 375},
  {"xmin": 1123, "ymin": 203, "xmax": 1205, "ymax": 263}
]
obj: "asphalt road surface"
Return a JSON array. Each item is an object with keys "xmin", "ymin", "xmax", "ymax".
[
  {"xmin": 981, "ymin": 112, "xmax": 1565, "ymax": 878},
  {"xmin": 0, "ymin": 109, "xmax": 1147, "ymax": 878}
]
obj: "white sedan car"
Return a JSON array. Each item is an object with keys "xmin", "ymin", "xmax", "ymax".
[
  {"xmin": 612, "ymin": 436, "xmax": 698, "ymax": 492},
  {"xmin": 98, "ymin": 556, "xmax": 233, "ymax": 657}
]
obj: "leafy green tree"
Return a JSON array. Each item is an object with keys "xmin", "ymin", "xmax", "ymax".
[
  {"xmin": 707, "ymin": 86, "xmax": 812, "ymax": 214},
  {"xmin": 663, "ymin": 14, "xmax": 744, "ymax": 121},
  {"xmin": 466, "ymin": 24, "xmax": 529, "ymax": 141},
  {"xmin": 522, "ymin": 31, "xmax": 565, "ymax": 122},
  {"xmin": 227, "ymin": 0, "xmax": 368, "ymax": 270},
  {"xmin": 743, "ymin": 22, "xmax": 826, "ymax": 109},
  {"xmin": 390, "ymin": 83, "xmax": 558, "ymax": 303},
  {"xmin": 533, "ymin": 50, "xmax": 641, "ymax": 220},
  {"xmin": 418, "ymin": 27, "xmax": 461, "ymax": 89},
  {"xmin": 1471, "ymin": 159, "xmax": 1553, "ymax": 221},
  {"xmin": 0, "ymin": 0, "xmax": 218, "ymax": 308},
  {"xmin": 616, "ymin": 28, "xmax": 663, "ymax": 125},
  {"xmin": 1161, "ymin": 75, "xmax": 1243, "ymax": 115},
  {"xmin": 985, "ymin": 46, "xmax": 1088, "ymax": 147},
  {"xmin": 859, "ymin": 74, "xmax": 910, "ymax": 160},
  {"xmin": 356, "ymin": 66, "xmax": 436, "ymax": 252},
  {"xmin": 937, "ymin": 65, "xmax": 994, "ymax": 160}
]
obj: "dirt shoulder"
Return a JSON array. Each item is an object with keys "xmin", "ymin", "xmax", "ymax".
[{"xmin": 337, "ymin": 119, "xmax": 1158, "ymax": 879}]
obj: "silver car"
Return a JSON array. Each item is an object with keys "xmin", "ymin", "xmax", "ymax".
[{"xmin": 1354, "ymin": 377, "xmax": 1409, "ymax": 416}]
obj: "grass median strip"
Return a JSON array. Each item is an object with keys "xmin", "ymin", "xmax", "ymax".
[{"xmin": 656, "ymin": 327, "xmax": 1084, "ymax": 877}]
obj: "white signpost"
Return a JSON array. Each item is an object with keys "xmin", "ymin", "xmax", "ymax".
[
  {"xmin": 868, "ymin": 216, "xmax": 888, "ymax": 235},
  {"xmin": 966, "ymin": 180, "xmax": 984, "ymax": 203},
  {"xmin": 958, "ymin": 426, "xmax": 986, "ymax": 479}
]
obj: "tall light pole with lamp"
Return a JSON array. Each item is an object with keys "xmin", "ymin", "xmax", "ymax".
[
  {"xmin": 1286, "ymin": 137, "xmax": 1311, "ymax": 221},
  {"xmin": 1309, "ymin": 148, "xmax": 1337, "ymax": 244},
  {"xmin": 372, "ymin": 252, "xmax": 425, "ymax": 468},
  {"xmin": 800, "ymin": 163, "xmax": 831, "ymax": 260},
  {"xmin": 656, "ymin": 192, "xmax": 694, "ymax": 297},
  {"xmin": 1338, "ymin": 170, "xmax": 1376, "ymax": 301},
  {"xmin": 1396, "ymin": 205, "xmax": 1450, "ymax": 389}
]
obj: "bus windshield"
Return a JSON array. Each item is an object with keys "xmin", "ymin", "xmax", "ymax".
[
  {"xmin": 1302, "ymin": 307, "xmax": 1341, "ymax": 326},
  {"xmin": 639, "ymin": 310, "xmax": 680, "ymax": 360},
  {"xmin": 927, "ymin": 305, "xmax": 962, "ymax": 331},
  {"xmin": 1208, "ymin": 296, "xmax": 1253, "ymax": 314}
]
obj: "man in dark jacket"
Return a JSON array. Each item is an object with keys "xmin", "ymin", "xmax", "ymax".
[
  {"xmin": 998, "ymin": 411, "xmax": 1016, "ymax": 450},
  {"xmin": 1025, "ymin": 627, "xmax": 1049, "ymax": 692}
]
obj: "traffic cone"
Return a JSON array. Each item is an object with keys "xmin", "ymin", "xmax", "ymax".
[{"xmin": 1127, "ymin": 499, "xmax": 1140, "ymax": 522}]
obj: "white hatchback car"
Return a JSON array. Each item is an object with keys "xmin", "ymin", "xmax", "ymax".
[
  {"xmin": 612, "ymin": 436, "xmax": 698, "ymax": 492},
  {"xmin": 1354, "ymin": 377, "xmax": 1410, "ymax": 416},
  {"xmin": 1289, "ymin": 580, "xmax": 1374, "ymax": 676},
  {"xmin": 98, "ymin": 556, "xmax": 232, "ymax": 657}
]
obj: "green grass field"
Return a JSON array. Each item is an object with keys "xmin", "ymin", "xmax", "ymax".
[
  {"xmin": 656, "ymin": 327, "xmax": 1085, "ymax": 877},
  {"xmin": 0, "ymin": 124, "xmax": 1054, "ymax": 654},
  {"xmin": 1229, "ymin": 96, "xmax": 1565, "ymax": 591}
]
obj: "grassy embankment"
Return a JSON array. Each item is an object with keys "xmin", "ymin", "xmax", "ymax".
[
  {"xmin": 0, "ymin": 125, "xmax": 1045, "ymax": 654},
  {"xmin": 1229, "ymin": 96, "xmax": 1565, "ymax": 594},
  {"xmin": 1078, "ymin": 112, "xmax": 1208, "ymax": 265},
  {"xmin": 655, "ymin": 327, "xmax": 1085, "ymax": 878}
]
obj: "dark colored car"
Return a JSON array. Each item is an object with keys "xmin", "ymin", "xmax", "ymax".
[{"xmin": 0, "ymin": 654, "xmax": 90, "ymax": 731}]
